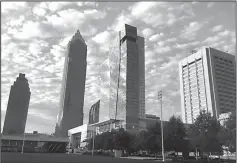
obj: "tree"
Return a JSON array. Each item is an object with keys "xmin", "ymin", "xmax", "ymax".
[
  {"xmin": 114, "ymin": 128, "xmax": 131, "ymax": 151},
  {"xmin": 220, "ymin": 111, "xmax": 236, "ymax": 153},
  {"xmin": 188, "ymin": 110, "xmax": 223, "ymax": 158},
  {"xmin": 164, "ymin": 116, "xmax": 189, "ymax": 156},
  {"xmin": 87, "ymin": 129, "xmax": 118, "ymax": 151},
  {"xmin": 129, "ymin": 130, "xmax": 148, "ymax": 154},
  {"xmin": 146, "ymin": 122, "xmax": 162, "ymax": 156}
]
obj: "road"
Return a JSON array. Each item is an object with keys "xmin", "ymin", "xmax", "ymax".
[{"xmin": 1, "ymin": 152, "xmax": 157, "ymax": 163}]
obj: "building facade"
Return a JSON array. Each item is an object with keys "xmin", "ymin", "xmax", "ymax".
[
  {"xmin": 179, "ymin": 47, "xmax": 236, "ymax": 124},
  {"xmin": 88, "ymin": 100, "xmax": 100, "ymax": 124},
  {"xmin": 3, "ymin": 73, "xmax": 31, "ymax": 134},
  {"xmin": 108, "ymin": 24, "xmax": 146, "ymax": 131},
  {"xmin": 55, "ymin": 30, "xmax": 87, "ymax": 137},
  {"xmin": 1, "ymin": 133, "xmax": 68, "ymax": 153}
]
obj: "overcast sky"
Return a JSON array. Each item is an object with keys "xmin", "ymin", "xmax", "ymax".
[{"xmin": 1, "ymin": 2, "xmax": 236, "ymax": 134}]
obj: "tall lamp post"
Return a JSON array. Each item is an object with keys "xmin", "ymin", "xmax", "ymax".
[
  {"xmin": 92, "ymin": 126, "xmax": 95, "ymax": 156},
  {"xmin": 21, "ymin": 133, "xmax": 26, "ymax": 154},
  {"xmin": 158, "ymin": 90, "xmax": 165, "ymax": 162}
]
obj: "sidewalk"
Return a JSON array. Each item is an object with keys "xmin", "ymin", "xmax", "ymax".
[
  {"xmin": 121, "ymin": 156, "xmax": 156, "ymax": 160},
  {"xmin": 120, "ymin": 156, "xmax": 173, "ymax": 162}
]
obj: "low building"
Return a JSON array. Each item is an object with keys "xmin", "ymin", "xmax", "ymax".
[
  {"xmin": 1, "ymin": 133, "xmax": 68, "ymax": 153},
  {"xmin": 68, "ymin": 119, "xmax": 122, "ymax": 149},
  {"xmin": 68, "ymin": 116, "xmax": 192, "ymax": 150}
]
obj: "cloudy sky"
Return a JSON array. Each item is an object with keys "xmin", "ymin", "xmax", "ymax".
[{"xmin": 1, "ymin": 2, "xmax": 236, "ymax": 134}]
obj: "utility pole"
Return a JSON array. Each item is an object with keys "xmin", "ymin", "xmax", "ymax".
[{"xmin": 158, "ymin": 90, "xmax": 165, "ymax": 162}]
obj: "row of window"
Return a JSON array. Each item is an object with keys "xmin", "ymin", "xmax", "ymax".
[
  {"xmin": 215, "ymin": 58, "xmax": 233, "ymax": 64},
  {"xmin": 216, "ymin": 71, "xmax": 235, "ymax": 78},
  {"xmin": 215, "ymin": 65, "xmax": 235, "ymax": 73}
]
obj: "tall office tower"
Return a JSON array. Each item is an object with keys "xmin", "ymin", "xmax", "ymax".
[
  {"xmin": 3, "ymin": 73, "xmax": 31, "ymax": 134},
  {"xmin": 98, "ymin": 59, "xmax": 110, "ymax": 118},
  {"xmin": 179, "ymin": 47, "xmax": 236, "ymax": 124},
  {"xmin": 55, "ymin": 30, "xmax": 87, "ymax": 137},
  {"xmin": 88, "ymin": 100, "xmax": 100, "ymax": 124},
  {"xmin": 109, "ymin": 24, "xmax": 146, "ymax": 130}
]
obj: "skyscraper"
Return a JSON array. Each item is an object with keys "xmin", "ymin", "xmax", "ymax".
[
  {"xmin": 55, "ymin": 30, "xmax": 87, "ymax": 137},
  {"xmin": 109, "ymin": 24, "xmax": 146, "ymax": 131},
  {"xmin": 179, "ymin": 47, "xmax": 236, "ymax": 124},
  {"xmin": 88, "ymin": 100, "xmax": 100, "ymax": 124},
  {"xmin": 3, "ymin": 73, "xmax": 31, "ymax": 134}
]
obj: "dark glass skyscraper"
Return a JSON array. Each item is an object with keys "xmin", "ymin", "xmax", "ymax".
[
  {"xmin": 3, "ymin": 73, "xmax": 31, "ymax": 134},
  {"xmin": 55, "ymin": 30, "xmax": 87, "ymax": 137},
  {"xmin": 88, "ymin": 100, "xmax": 100, "ymax": 124}
]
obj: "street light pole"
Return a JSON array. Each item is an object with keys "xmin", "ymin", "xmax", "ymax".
[
  {"xmin": 21, "ymin": 133, "xmax": 25, "ymax": 154},
  {"xmin": 92, "ymin": 127, "xmax": 95, "ymax": 156},
  {"xmin": 158, "ymin": 91, "xmax": 165, "ymax": 162}
]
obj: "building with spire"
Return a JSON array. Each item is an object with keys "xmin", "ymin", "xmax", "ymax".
[
  {"xmin": 2, "ymin": 73, "xmax": 31, "ymax": 134},
  {"xmin": 55, "ymin": 30, "xmax": 87, "ymax": 137}
]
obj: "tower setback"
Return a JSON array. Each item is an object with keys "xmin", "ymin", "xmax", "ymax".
[{"xmin": 3, "ymin": 73, "xmax": 31, "ymax": 135}]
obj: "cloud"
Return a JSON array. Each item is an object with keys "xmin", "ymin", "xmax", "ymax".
[
  {"xmin": 207, "ymin": 2, "xmax": 215, "ymax": 8},
  {"xmin": 1, "ymin": 2, "xmax": 28, "ymax": 13},
  {"xmin": 7, "ymin": 15, "xmax": 25, "ymax": 27},
  {"xmin": 108, "ymin": 13, "xmax": 133, "ymax": 32},
  {"xmin": 218, "ymin": 30, "xmax": 231, "ymax": 37},
  {"xmin": 203, "ymin": 36, "xmax": 220, "ymax": 44},
  {"xmin": 165, "ymin": 37, "xmax": 177, "ymax": 43},
  {"xmin": 175, "ymin": 43, "xmax": 188, "ymax": 49},
  {"xmin": 149, "ymin": 33, "xmax": 164, "ymax": 42},
  {"xmin": 141, "ymin": 28, "xmax": 154, "ymax": 38},
  {"xmin": 43, "ymin": 2, "xmax": 73, "ymax": 12},
  {"xmin": 129, "ymin": 2, "xmax": 159, "ymax": 18},
  {"xmin": 128, "ymin": 2, "xmax": 172, "ymax": 28},
  {"xmin": 211, "ymin": 25, "xmax": 223, "ymax": 32},
  {"xmin": 154, "ymin": 46, "xmax": 171, "ymax": 54},
  {"xmin": 45, "ymin": 9, "xmax": 106, "ymax": 36},
  {"xmin": 1, "ymin": 34, "xmax": 12, "ymax": 45},
  {"xmin": 83, "ymin": 9, "xmax": 107, "ymax": 20},
  {"xmin": 180, "ymin": 21, "xmax": 206, "ymax": 40},
  {"xmin": 92, "ymin": 31, "xmax": 111, "ymax": 44},
  {"xmin": 32, "ymin": 4, "xmax": 47, "ymax": 16},
  {"xmin": 10, "ymin": 21, "xmax": 52, "ymax": 40}
]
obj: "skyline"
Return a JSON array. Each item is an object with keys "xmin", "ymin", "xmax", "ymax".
[{"xmin": 1, "ymin": 2, "xmax": 236, "ymax": 134}]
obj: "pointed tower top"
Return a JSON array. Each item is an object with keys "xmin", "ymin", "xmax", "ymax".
[{"xmin": 70, "ymin": 29, "xmax": 86, "ymax": 45}]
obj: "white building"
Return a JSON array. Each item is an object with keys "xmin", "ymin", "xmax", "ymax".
[
  {"xmin": 68, "ymin": 119, "xmax": 122, "ymax": 149},
  {"xmin": 179, "ymin": 47, "xmax": 236, "ymax": 124}
]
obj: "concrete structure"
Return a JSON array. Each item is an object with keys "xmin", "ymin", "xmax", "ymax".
[
  {"xmin": 142, "ymin": 114, "xmax": 160, "ymax": 128},
  {"xmin": 88, "ymin": 100, "xmax": 100, "ymax": 124},
  {"xmin": 3, "ymin": 73, "xmax": 31, "ymax": 135},
  {"xmin": 68, "ymin": 117, "xmax": 191, "ymax": 150},
  {"xmin": 68, "ymin": 124, "xmax": 93, "ymax": 148},
  {"xmin": 179, "ymin": 47, "xmax": 236, "ymax": 124},
  {"xmin": 108, "ymin": 24, "xmax": 146, "ymax": 131},
  {"xmin": 1, "ymin": 133, "xmax": 68, "ymax": 153},
  {"xmin": 68, "ymin": 119, "xmax": 121, "ymax": 148},
  {"xmin": 55, "ymin": 30, "xmax": 87, "ymax": 137}
]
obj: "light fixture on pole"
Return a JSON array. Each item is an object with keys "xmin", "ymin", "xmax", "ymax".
[{"xmin": 158, "ymin": 90, "xmax": 165, "ymax": 162}]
